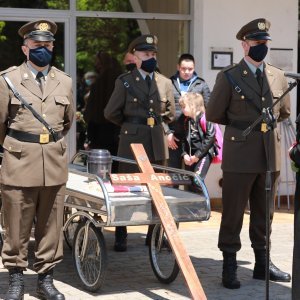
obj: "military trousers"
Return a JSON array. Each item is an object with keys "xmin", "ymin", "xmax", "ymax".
[
  {"xmin": 292, "ymin": 173, "xmax": 300, "ymax": 300},
  {"xmin": 1, "ymin": 184, "xmax": 65, "ymax": 273},
  {"xmin": 218, "ymin": 171, "xmax": 279, "ymax": 253}
]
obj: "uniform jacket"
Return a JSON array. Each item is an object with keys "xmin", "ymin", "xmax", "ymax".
[
  {"xmin": 104, "ymin": 68, "xmax": 175, "ymax": 163},
  {"xmin": 0, "ymin": 62, "xmax": 74, "ymax": 187},
  {"xmin": 169, "ymin": 73, "xmax": 211, "ymax": 140},
  {"xmin": 206, "ymin": 59, "xmax": 290, "ymax": 173}
]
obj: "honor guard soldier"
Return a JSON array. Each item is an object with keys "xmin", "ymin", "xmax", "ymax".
[
  {"xmin": 206, "ymin": 18, "xmax": 291, "ymax": 289},
  {"xmin": 104, "ymin": 34, "xmax": 175, "ymax": 251},
  {"xmin": 0, "ymin": 19, "xmax": 74, "ymax": 300}
]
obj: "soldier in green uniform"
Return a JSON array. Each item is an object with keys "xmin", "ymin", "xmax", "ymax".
[
  {"xmin": 206, "ymin": 18, "xmax": 291, "ymax": 289},
  {"xmin": 104, "ymin": 34, "xmax": 175, "ymax": 251},
  {"xmin": 0, "ymin": 20, "xmax": 74, "ymax": 300}
]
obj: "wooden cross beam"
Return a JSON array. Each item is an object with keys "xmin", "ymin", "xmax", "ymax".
[{"xmin": 110, "ymin": 143, "xmax": 207, "ymax": 300}]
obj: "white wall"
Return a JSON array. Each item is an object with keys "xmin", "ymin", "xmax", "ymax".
[{"xmin": 191, "ymin": 0, "xmax": 299, "ymax": 198}]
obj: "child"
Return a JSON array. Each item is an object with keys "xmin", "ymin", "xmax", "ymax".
[{"xmin": 179, "ymin": 92, "xmax": 216, "ymax": 192}]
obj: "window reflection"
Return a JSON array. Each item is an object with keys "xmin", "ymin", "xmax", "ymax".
[
  {"xmin": 76, "ymin": 0, "xmax": 189, "ymax": 14},
  {"xmin": 77, "ymin": 17, "xmax": 188, "ymax": 77},
  {"xmin": 0, "ymin": 0, "xmax": 69, "ymax": 9}
]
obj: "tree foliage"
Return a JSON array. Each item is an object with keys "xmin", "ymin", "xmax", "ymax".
[{"xmin": 0, "ymin": 0, "xmax": 140, "ymax": 73}]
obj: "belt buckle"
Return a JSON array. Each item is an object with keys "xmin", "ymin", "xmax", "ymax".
[
  {"xmin": 39, "ymin": 133, "xmax": 49, "ymax": 144},
  {"xmin": 261, "ymin": 122, "xmax": 268, "ymax": 133},
  {"xmin": 147, "ymin": 117, "xmax": 155, "ymax": 127}
]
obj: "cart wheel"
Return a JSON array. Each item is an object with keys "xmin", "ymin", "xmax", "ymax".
[
  {"xmin": 72, "ymin": 221, "xmax": 107, "ymax": 292},
  {"xmin": 149, "ymin": 224, "xmax": 179, "ymax": 283},
  {"xmin": 63, "ymin": 207, "xmax": 80, "ymax": 250}
]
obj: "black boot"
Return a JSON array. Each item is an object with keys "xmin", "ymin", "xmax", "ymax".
[
  {"xmin": 114, "ymin": 226, "xmax": 127, "ymax": 252},
  {"xmin": 222, "ymin": 252, "xmax": 241, "ymax": 289},
  {"xmin": 253, "ymin": 249, "xmax": 291, "ymax": 282},
  {"xmin": 5, "ymin": 268, "xmax": 24, "ymax": 300},
  {"xmin": 36, "ymin": 270, "xmax": 65, "ymax": 300}
]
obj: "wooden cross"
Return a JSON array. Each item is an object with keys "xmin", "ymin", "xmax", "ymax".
[{"xmin": 110, "ymin": 143, "xmax": 207, "ymax": 300}]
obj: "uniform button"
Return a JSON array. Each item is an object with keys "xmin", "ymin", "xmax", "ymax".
[
  {"xmin": 231, "ymin": 137, "xmax": 235, "ymax": 141},
  {"xmin": 42, "ymin": 114, "xmax": 46, "ymax": 118},
  {"xmin": 149, "ymin": 108, "xmax": 153, "ymax": 112},
  {"xmin": 43, "ymin": 126, "xmax": 47, "ymax": 132},
  {"xmin": 241, "ymin": 95, "xmax": 245, "ymax": 100},
  {"xmin": 133, "ymin": 98, "xmax": 137, "ymax": 102},
  {"xmin": 262, "ymin": 97, "xmax": 265, "ymax": 101},
  {"xmin": 149, "ymin": 99, "xmax": 153, "ymax": 103},
  {"xmin": 125, "ymin": 130, "xmax": 128, "ymax": 134},
  {"xmin": 8, "ymin": 146, "xmax": 12, "ymax": 151}
]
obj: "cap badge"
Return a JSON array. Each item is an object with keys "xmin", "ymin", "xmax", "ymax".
[
  {"xmin": 146, "ymin": 37, "xmax": 153, "ymax": 44},
  {"xmin": 37, "ymin": 23, "xmax": 50, "ymax": 31},
  {"xmin": 257, "ymin": 22, "xmax": 266, "ymax": 30}
]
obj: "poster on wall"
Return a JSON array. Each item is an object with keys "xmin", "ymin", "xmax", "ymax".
[{"xmin": 211, "ymin": 51, "xmax": 233, "ymax": 70}]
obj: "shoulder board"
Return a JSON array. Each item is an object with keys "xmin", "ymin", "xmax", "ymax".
[
  {"xmin": 155, "ymin": 72, "xmax": 168, "ymax": 80},
  {"xmin": 0, "ymin": 66, "xmax": 18, "ymax": 76},
  {"xmin": 119, "ymin": 72, "xmax": 131, "ymax": 80},
  {"xmin": 51, "ymin": 66, "xmax": 71, "ymax": 77},
  {"xmin": 266, "ymin": 62, "xmax": 282, "ymax": 70},
  {"xmin": 197, "ymin": 77, "xmax": 205, "ymax": 82},
  {"xmin": 223, "ymin": 63, "xmax": 237, "ymax": 73}
]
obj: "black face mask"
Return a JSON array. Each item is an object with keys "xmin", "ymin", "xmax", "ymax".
[
  {"xmin": 248, "ymin": 43, "xmax": 268, "ymax": 62},
  {"xmin": 125, "ymin": 63, "xmax": 136, "ymax": 71},
  {"xmin": 140, "ymin": 57, "xmax": 157, "ymax": 73},
  {"xmin": 29, "ymin": 46, "xmax": 53, "ymax": 67}
]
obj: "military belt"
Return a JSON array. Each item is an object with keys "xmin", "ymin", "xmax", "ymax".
[
  {"xmin": 229, "ymin": 120, "xmax": 277, "ymax": 132},
  {"xmin": 7, "ymin": 128, "xmax": 63, "ymax": 144},
  {"xmin": 125, "ymin": 116, "xmax": 162, "ymax": 126}
]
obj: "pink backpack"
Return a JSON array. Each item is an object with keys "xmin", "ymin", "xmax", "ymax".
[{"xmin": 200, "ymin": 113, "xmax": 223, "ymax": 163}]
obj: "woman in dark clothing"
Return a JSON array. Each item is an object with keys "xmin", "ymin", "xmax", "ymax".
[
  {"xmin": 179, "ymin": 92, "xmax": 216, "ymax": 192},
  {"xmin": 84, "ymin": 52, "xmax": 123, "ymax": 165}
]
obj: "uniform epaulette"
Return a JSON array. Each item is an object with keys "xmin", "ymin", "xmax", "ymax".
[
  {"xmin": 223, "ymin": 63, "xmax": 237, "ymax": 73},
  {"xmin": 51, "ymin": 66, "xmax": 71, "ymax": 77},
  {"xmin": 0, "ymin": 66, "xmax": 17, "ymax": 76},
  {"xmin": 266, "ymin": 62, "xmax": 282, "ymax": 70},
  {"xmin": 119, "ymin": 72, "xmax": 131, "ymax": 80}
]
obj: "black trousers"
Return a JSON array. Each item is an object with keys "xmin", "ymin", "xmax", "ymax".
[{"xmin": 218, "ymin": 171, "xmax": 279, "ymax": 253}]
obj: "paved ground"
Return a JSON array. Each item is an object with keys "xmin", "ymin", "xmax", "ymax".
[{"xmin": 0, "ymin": 209, "xmax": 294, "ymax": 300}]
